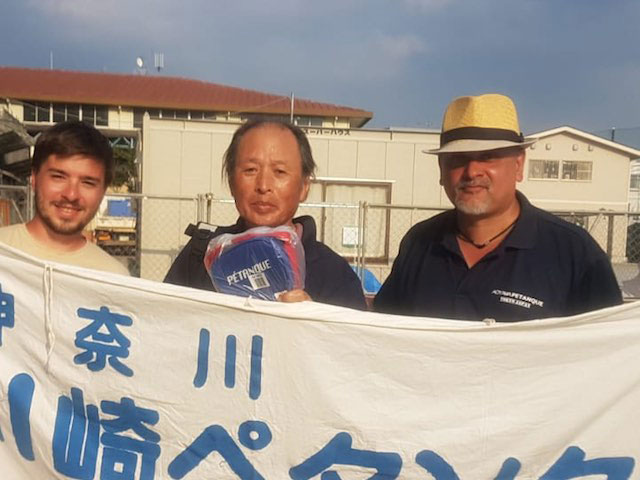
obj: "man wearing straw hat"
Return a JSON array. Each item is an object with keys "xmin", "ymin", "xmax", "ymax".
[{"xmin": 374, "ymin": 94, "xmax": 622, "ymax": 321}]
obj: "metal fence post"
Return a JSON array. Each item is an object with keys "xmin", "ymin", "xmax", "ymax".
[
  {"xmin": 353, "ymin": 201, "xmax": 360, "ymax": 279},
  {"xmin": 27, "ymin": 181, "xmax": 34, "ymax": 220},
  {"xmin": 195, "ymin": 194, "xmax": 204, "ymax": 223},
  {"xmin": 360, "ymin": 201, "xmax": 368, "ymax": 286},
  {"xmin": 205, "ymin": 193, "xmax": 213, "ymax": 224},
  {"xmin": 607, "ymin": 213, "xmax": 615, "ymax": 258}
]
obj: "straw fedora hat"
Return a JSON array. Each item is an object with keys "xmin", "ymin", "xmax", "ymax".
[{"xmin": 426, "ymin": 94, "xmax": 536, "ymax": 154}]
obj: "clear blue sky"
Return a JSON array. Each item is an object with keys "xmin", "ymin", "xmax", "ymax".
[{"xmin": 1, "ymin": 0, "xmax": 639, "ymax": 134}]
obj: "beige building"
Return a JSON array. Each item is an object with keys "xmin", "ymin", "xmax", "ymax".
[{"xmin": 523, "ymin": 126, "xmax": 637, "ymax": 211}]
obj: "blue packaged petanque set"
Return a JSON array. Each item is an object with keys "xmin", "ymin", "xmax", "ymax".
[{"xmin": 203, "ymin": 226, "xmax": 305, "ymax": 301}]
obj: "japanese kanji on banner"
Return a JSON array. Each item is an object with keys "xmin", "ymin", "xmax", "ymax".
[{"xmin": 1, "ymin": 242, "xmax": 639, "ymax": 479}]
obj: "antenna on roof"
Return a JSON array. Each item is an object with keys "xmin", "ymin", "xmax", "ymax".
[
  {"xmin": 290, "ymin": 92, "xmax": 294, "ymax": 123},
  {"xmin": 154, "ymin": 53, "xmax": 164, "ymax": 73},
  {"xmin": 135, "ymin": 57, "xmax": 147, "ymax": 75}
]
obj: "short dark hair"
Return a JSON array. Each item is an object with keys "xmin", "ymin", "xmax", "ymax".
[
  {"xmin": 32, "ymin": 121, "xmax": 114, "ymax": 186},
  {"xmin": 222, "ymin": 119, "xmax": 316, "ymax": 187}
]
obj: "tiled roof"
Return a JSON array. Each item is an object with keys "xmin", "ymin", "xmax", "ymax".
[{"xmin": 0, "ymin": 67, "xmax": 373, "ymax": 126}]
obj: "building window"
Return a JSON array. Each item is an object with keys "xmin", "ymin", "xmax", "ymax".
[
  {"xmin": 95, "ymin": 106, "xmax": 108, "ymax": 126},
  {"xmin": 79, "ymin": 105, "xmax": 108, "ymax": 126},
  {"xmin": 22, "ymin": 101, "xmax": 105, "ymax": 126},
  {"xmin": 631, "ymin": 174, "xmax": 640, "ymax": 190},
  {"xmin": 23, "ymin": 102, "xmax": 35, "ymax": 121},
  {"xmin": 67, "ymin": 104, "xmax": 80, "ymax": 121},
  {"xmin": 48, "ymin": 103, "xmax": 81, "ymax": 123},
  {"xmin": 528, "ymin": 159, "xmax": 559, "ymax": 179},
  {"xmin": 561, "ymin": 161, "xmax": 592, "ymax": 181},
  {"xmin": 294, "ymin": 116, "xmax": 323, "ymax": 127},
  {"xmin": 52, "ymin": 103, "xmax": 66, "ymax": 123},
  {"xmin": 189, "ymin": 111, "xmax": 218, "ymax": 120},
  {"xmin": 36, "ymin": 102, "xmax": 50, "ymax": 122},
  {"xmin": 133, "ymin": 109, "xmax": 144, "ymax": 128},
  {"xmin": 134, "ymin": 108, "xmax": 163, "ymax": 128},
  {"xmin": 241, "ymin": 113, "xmax": 289, "ymax": 123},
  {"xmin": 82, "ymin": 105, "xmax": 95, "ymax": 125}
]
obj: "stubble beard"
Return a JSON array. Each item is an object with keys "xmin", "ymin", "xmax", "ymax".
[
  {"xmin": 34, "ymin": 192, "xmax": 92, "ymax": 236},
  {"xmin": 453, "ymin": 180, "xmax": 492, "ymax": 216}
]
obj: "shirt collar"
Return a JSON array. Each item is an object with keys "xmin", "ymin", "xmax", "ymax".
[
  {"xmin": 440, "ymin": 211, "xmax": 461, "ymax": 255},
  {"xmin": 502, "ymin": 191, "xmax": 537, "ymax": 250},
  {"xmin": 293, "ymin": 215, "xmax": 320, "ymax": 261}
]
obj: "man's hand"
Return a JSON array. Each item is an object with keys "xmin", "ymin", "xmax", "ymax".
[{"xmin": 277, "ymin": 289, "xmax": 312, "ymax": 303}]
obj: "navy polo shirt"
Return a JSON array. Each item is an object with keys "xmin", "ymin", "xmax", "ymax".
[{"xmin": 374, "ymin": 192, "xmax": 622, "ymax": 321}]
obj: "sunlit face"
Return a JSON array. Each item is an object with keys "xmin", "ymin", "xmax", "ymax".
[
  {"xmin": 32, "ymin": 154, "xmax": 106, "ymax": 236},
  {"xmin": 230, "ymin": 125, "xmax": 310, "ymax": 228},
  {"xmin": 438, "ymin": 147, "xmax": 524, "ymax": 217}
]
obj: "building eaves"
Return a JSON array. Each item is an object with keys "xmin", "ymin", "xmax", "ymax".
[
  {"xmin": 528, "ymin": 125, "xmax": 640, "ymax": 159},
  {"xmin": 0, "ymin": 67, "xmax": 373, "ymax": 124}
]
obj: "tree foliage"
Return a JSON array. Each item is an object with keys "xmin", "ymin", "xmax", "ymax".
[{"xmin": 112, "ymin": 147, "xmax": 137, "ymax": 191}]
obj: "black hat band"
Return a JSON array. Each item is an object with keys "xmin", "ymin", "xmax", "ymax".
[{"xmin": 440, "ymin": 127, "xmax": 525, "ymax": 147}]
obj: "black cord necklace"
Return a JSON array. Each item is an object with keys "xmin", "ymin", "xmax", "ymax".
[{"xmin": 457, "ymin": 217, "xmax": 519, "ymax": 249}]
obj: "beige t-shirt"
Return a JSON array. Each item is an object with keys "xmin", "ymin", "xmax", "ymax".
[{"xmin": 0, "ymin": 224, "xmax": 130, "ymax": 275}]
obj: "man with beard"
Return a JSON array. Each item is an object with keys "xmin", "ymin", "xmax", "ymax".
[
  {"xmin": 374, "ymin": 94, "xmax": 621, "ymax": 321},
  {"xmin": 0, "ymin": 121, "xmax": 128, "ymax": 275}
]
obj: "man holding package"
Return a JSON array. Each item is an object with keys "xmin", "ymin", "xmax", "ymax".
[
  {"xmin": 164, "ymin": 120, "xmax": 366, "ymax": 310},
  {"xmin": 374, "ymin": 94, "xmax": 622, "ymax": 321}
]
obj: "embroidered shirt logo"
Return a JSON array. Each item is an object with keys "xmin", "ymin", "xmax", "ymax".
[{"xmin": 492, "ymin": 289, "xmax": 544, "ymax": 309}]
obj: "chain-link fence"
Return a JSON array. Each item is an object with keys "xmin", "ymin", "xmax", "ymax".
[
  {"xmin": 99, "ymin": 195, "xmax": 363, "ymax": 282},
  {"xmin": 359, "ymin": 204, "xmax": 442, "ymax": 294},
  {"xmin": 93, "ymin": 193, "xmax": 200, "ymax": 280},
  {"xmin": 2, "ymin": 185, "xmax": 640, "ymax": 300}
]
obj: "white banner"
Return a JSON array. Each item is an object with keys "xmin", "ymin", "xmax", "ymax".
[{"xmin": 0, "ymin": 243, "xmax": 639, "ymax": 479}]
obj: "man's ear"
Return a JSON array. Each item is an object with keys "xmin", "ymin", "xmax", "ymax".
[
  {"xmin": 515, "ymin": 150, "xmax": 525, "ymax": 183},
  {"xmin": 228, "ymin": 176, "xmax": 236, "ymax": 197},
  {"xmin": 299, "ymin": 177, "xmax": 311, "ymax": 203}
]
